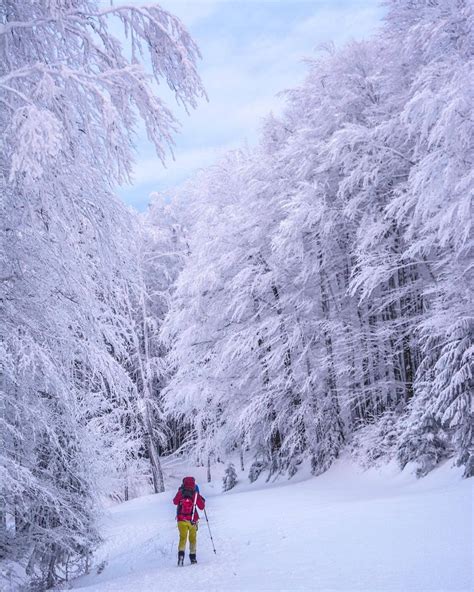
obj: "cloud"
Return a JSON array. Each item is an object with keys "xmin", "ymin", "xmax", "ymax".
[
  {"xmin": 159, "ymin": 0, "xmax": 222, "ymax": 27},
  {"xmin": 117, "ymin": 0, "xmax": 385, "ymax": 210},
  {"xmin": 131, "ymin": 142, "xmax": 238, "ymax": 188}
]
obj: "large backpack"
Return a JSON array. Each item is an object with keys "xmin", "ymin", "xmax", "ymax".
[{"xmin": 177, "ymin": 484, "xmax": 196, "ymax": 521}]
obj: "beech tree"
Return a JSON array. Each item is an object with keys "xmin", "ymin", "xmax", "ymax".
[
  {"xmin": 154, "ymin": 0, "xmax": 472, "ymax": 482},
  {"xmin": 0, "ymin": 0, "xmax": 204, "ymax": 588}
]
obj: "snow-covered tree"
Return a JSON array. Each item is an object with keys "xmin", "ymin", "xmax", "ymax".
[
  {"xmin": 153, "ymin": 0, "xmax": 472, "ymax": 483},
  {"xmin": 222, "ymin": 462, "xmax": 238, "ymax": 492},
  {"xmin": 1, "ymin": 0, "xmax": 204, "ymax": 587}
]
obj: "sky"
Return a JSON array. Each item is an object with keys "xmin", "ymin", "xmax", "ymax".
[{"xmin": 117, "ymin": 1, "xmax": 385, "ymax": 211}]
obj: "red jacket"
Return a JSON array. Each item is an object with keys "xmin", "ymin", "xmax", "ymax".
[{"xmin": 173, "ymin": 488, "xmax": 205, "ymax": 522}]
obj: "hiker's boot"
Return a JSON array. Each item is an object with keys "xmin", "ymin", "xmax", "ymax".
[
  {"xmin": 178, "ymin": 550, "xmax": 185, "ymax": 566},
  {"xmin": 189, "ymin": 553, "xmax": 197, "ymax": 564}
]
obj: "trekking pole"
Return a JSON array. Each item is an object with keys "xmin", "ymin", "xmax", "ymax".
[
  {"xmin": 191, "ymin": 491, "xmax": 198, "ymax": 523},
  {"xmin": 203, "ymin": 507, "xmax": 217, "ymax": 554}
]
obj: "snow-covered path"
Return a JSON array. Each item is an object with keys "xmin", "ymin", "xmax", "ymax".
[{"xmin": 72, "ymin": 461, "xmax": 472, "ymax": 591}]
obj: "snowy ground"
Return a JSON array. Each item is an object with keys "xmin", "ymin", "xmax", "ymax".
[{"xmin": 71, "ymin": 459, "xmax": 472, "ymax": 592}]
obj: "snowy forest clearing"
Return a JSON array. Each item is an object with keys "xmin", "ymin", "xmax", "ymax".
[
  {"xmin": 2, "ymin": 1, "xmax": 473, "ymax": 589},
  {"xmin": 71, "ymin": 461, "xmax": 472, "ymax": 592}
]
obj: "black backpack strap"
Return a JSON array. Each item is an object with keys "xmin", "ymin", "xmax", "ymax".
[{"xmin": 176, "ymin": 486, "xmax": 184, "ymax": 517}]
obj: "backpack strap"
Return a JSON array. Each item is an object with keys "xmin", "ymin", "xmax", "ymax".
[{"xmin": 176, "ymin": 487, "xmax": 185, "ymax": 518}]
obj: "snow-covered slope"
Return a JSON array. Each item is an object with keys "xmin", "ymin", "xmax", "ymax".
[{"xmin": 71, "ymin": 461, "xmax": 472, "ymax": 592}]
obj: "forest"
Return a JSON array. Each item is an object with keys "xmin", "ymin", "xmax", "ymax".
[{"xmin": 1, "ymin": 0, "xmax": 472, "ymax": 589}]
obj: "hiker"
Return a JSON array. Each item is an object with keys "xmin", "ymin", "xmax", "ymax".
[{"xmin": 173, "ymin": 476, "xmax": 206, "ymax": 565}]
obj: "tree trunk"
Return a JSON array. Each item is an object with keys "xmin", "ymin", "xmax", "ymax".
[
  {"xmin": 145, "ymin": 406, "xmax": 165, "ymax": 493},
  {"xmin": 207, "ymin": 454, "xmax": 212, "ymax": 483}
]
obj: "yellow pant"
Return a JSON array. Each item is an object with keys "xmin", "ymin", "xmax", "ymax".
[{"xmin": 178, "ymin": 520, "xmax": 197, "ymax": 553}]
